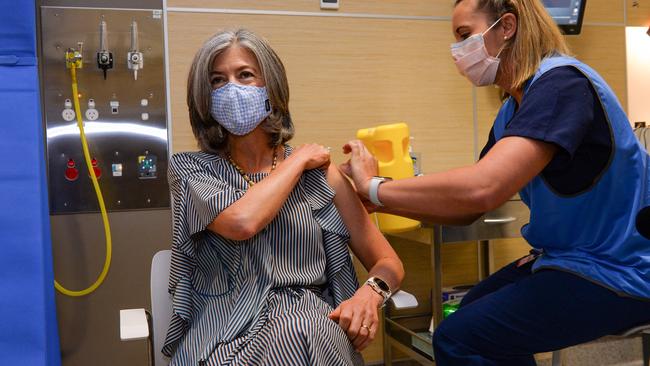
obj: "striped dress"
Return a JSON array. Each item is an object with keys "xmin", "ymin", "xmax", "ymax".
[{"xmin": 164, "ymin": 146, "xmax": 364, "ymax": 366}]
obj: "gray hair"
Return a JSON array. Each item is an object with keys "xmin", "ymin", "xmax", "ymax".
[{"xmin": 187, "ymin": 28, "xmax": 294, "ymax": 153}]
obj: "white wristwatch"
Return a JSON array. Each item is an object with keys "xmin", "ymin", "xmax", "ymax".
[{"xmin": 368, "ymin": 176, "xmax": 392, "ymax": 207}]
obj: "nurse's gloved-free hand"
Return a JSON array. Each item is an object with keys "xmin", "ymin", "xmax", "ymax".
[{"xmin": 340, "ymin": 140, "xmax": 378, "ymax": 199}]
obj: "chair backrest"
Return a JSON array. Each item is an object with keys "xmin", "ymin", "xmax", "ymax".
[{"xmin": 151, "ymin": 250, "xmax": 173, "ymax": 366}]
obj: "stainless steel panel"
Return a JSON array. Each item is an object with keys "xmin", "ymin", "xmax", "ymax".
[
  {"xmin": 438, "ymin": 199, "xmax": 530, "ymax": 243},
  {"xmin": 41, "ymin": 7, "xmax": 169, "ymax": 213},
  {"xmin": 41, "ymin": 0, "xmax": 162, "ymax": 10},
  {"xmin": 51, "ymin": 210, "xmax": 171, "ymax": 366}
]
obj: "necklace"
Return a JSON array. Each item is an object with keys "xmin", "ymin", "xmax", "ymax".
[{"xmin": 227, "ymin": 148, "xmax": 278, "ymax": 186}]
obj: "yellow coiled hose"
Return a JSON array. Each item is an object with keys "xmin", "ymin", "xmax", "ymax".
[{"xmin": 54, "ymin": 64, "xmax": 112, "ymax": 297}]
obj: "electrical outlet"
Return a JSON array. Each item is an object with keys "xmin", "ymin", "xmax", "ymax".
[
  {"xmin": 62, "ymin": 98, "xmax": 75, "ymax": 122},
  {"xmin": 62, "ymin": 108, "xmax": 75, "ymax": 122},
  {"xmin": 85, "ymin": 108, "xmax": 99, "ymax": 121}
]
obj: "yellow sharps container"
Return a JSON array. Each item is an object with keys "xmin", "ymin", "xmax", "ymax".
[{"xmin": 356, "ymin": 122, "xmax": 421, "ymax": 233}]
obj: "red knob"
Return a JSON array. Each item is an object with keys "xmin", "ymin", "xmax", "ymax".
[
  {"xmin": 90, "ymin": 158, "xmax": 101, "ymax": 179},
  {"xmin": 65, "ymin": 166, "xmax": 79, "ymax": 181},
  {"xmin": 66, "ymin": 158, "xmax": 75, "ymax": 168},
  {"xmin": 92, "ymin": 166, "xmax": 102, "ymax": 179}
]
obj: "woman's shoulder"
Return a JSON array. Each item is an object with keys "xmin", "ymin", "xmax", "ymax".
[
  {"xmin": 170, "ymin": 151, "xmax": 223, "ymax": 168},
  {"xmin": 171, "ymin": 150, "xmax": 222, "ymax": 163},
  {"xmin": 280, "ymin": 144, "xmax": 335, "ymax": 207},
  {"xmin": 282, "ymin": 144, "xmax": 294, "ymax": 157},
  {"xmin": 283, "ymin": 144, "xmax": 326, "ymax": 181},
  {"xmin": 169, "ymin": 151, "xmax": 225, "ymax": 181}
]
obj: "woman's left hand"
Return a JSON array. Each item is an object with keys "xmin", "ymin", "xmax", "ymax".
[{"xmin": 328, "ymin": 284, "xmax": 384, "ymax": 351}]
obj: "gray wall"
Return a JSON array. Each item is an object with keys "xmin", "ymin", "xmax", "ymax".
[{"xmin": 51, "ymin": 210, "xmax": 172, "ymax": 365}]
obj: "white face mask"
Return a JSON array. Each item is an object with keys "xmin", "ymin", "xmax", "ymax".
[{"xmin": 451, "ymin": 17, "xmax": 504, "ymax": 87}]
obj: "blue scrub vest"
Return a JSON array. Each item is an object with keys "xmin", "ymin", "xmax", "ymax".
[{"xmin": 492, "ymin": 55, "xmax": 650, "ymax": 299}]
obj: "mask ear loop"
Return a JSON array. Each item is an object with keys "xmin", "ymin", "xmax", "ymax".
[
  {"xmin": 484, "ymin": 16, "xmax": 508, "ymax": 59},
  {"xmin": 482, "ymin": 16, "xmax": 503, "ymax": 37},
  {"xmin": 495, "ymin": 37, "xmax": 509, "ymax": 59},
  {"xmin": 487, "ymin": 16, "xmax": 508, "ymax": 86}
]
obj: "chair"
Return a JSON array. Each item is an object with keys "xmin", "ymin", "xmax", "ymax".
[
  {"xmin": 551, "ymin": 325, "xmax": 650, "ymax": 366},
  {"xmin": 120, "ymin": 250, "xmax": 418, "ymax": 366},
  {"xmin": 120, "ymin": 250, "xmax": 172, "ymax": 366}
]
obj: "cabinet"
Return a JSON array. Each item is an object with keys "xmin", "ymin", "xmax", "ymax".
[{"xmin": 382, "ymin": 199, "xmax": 530, "ymax": 365}]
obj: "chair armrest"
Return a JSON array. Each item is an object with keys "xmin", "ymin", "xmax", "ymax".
[
  {"xmin": 389, "ymin": 290, "xmax": 418, "ymax": 309},
  {"xmin": 120, "ymin": 308, "xmax": 150, "ymax": 341}
]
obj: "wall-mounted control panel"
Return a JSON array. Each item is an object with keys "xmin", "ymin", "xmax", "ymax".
[{"xmin": 41, "ymin": 7, "xmax": 169, "ymax": 213}]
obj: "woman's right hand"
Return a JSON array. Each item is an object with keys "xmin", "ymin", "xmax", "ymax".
[{"xmin": 292, "ymin": 144, "xmax": 331, "ymax": 170}]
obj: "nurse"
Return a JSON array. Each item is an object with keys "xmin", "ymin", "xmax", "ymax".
[{"xmin": 341, "ymin": 0, "xmax": 650, "ymax": 364}]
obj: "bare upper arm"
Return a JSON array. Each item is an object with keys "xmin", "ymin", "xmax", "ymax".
[
  {"xmin": 325, "ymin": 164, "xmax": 370, "ymax": 232},
  {"xmin": 326, "ymin": 164, "xmax": 399, "ymax": 269}
]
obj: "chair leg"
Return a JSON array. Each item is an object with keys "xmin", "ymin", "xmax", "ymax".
[
  {"xmin": 551, "ymin": 350, "xmax": 562, "ymax": 366},
  {"xmin": 643, "ymin": 332, "xmax": 650, "ymax": 366},
  {"xmin": 146, "ymin": 310, "xmax": 154, "ymax": 366}
]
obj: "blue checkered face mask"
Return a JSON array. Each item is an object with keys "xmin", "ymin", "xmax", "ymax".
[{"xmin": 210, "ymin": 82, "xmax": 272, "ymax": 136}]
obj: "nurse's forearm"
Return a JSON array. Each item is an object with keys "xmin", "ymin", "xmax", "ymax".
[
  {"xmin": 372, "ymin": 165, "xmax": 504, "ymax": 220},
  {"xmin": 377, "ymin": 205, "xmax": 482, "ymax": 226},
  {"xmin": 371, "ymin": 137, "xmax": 556, "ymax": 219}
]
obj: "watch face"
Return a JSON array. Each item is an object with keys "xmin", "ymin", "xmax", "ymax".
[{"xmin": 375, "ymin": 278, "xmax": 390, "ymax": 292}]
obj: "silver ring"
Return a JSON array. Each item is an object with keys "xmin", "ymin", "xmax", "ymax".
[
  {"xmin": 361, "ymin": 324, "xmax": 370, "ymax": 331},
  {"xmin": 326, "ymin": 146, "xmax": 331, "ymax": 152}
]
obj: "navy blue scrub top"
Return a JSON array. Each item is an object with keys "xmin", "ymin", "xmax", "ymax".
[{"xmin": 480, "ymin": 66, "xmax": 612, "ymax": 196}]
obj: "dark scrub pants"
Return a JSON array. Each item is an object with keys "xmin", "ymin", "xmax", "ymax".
[{"xmin": 432, "ymin": 256, "xmax": 650, "ymax": 365}]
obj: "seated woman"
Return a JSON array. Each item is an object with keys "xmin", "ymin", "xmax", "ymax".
[{"xmin": 162, "ymin": 28, "xmax": 404, "ymax": 365}]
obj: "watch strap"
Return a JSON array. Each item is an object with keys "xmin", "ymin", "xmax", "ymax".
[{"xmin": 368, "ymin": 177, "xmax": 386, "ymax": 207}]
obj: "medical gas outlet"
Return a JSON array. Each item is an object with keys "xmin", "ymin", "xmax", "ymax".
[
  {"xmin": 127, "ymin": 21, "xmax": 143, "ymax": 80},
  {"xmin": 96, "ymin": 19, "xmax": 113, "ymax": 80}
]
